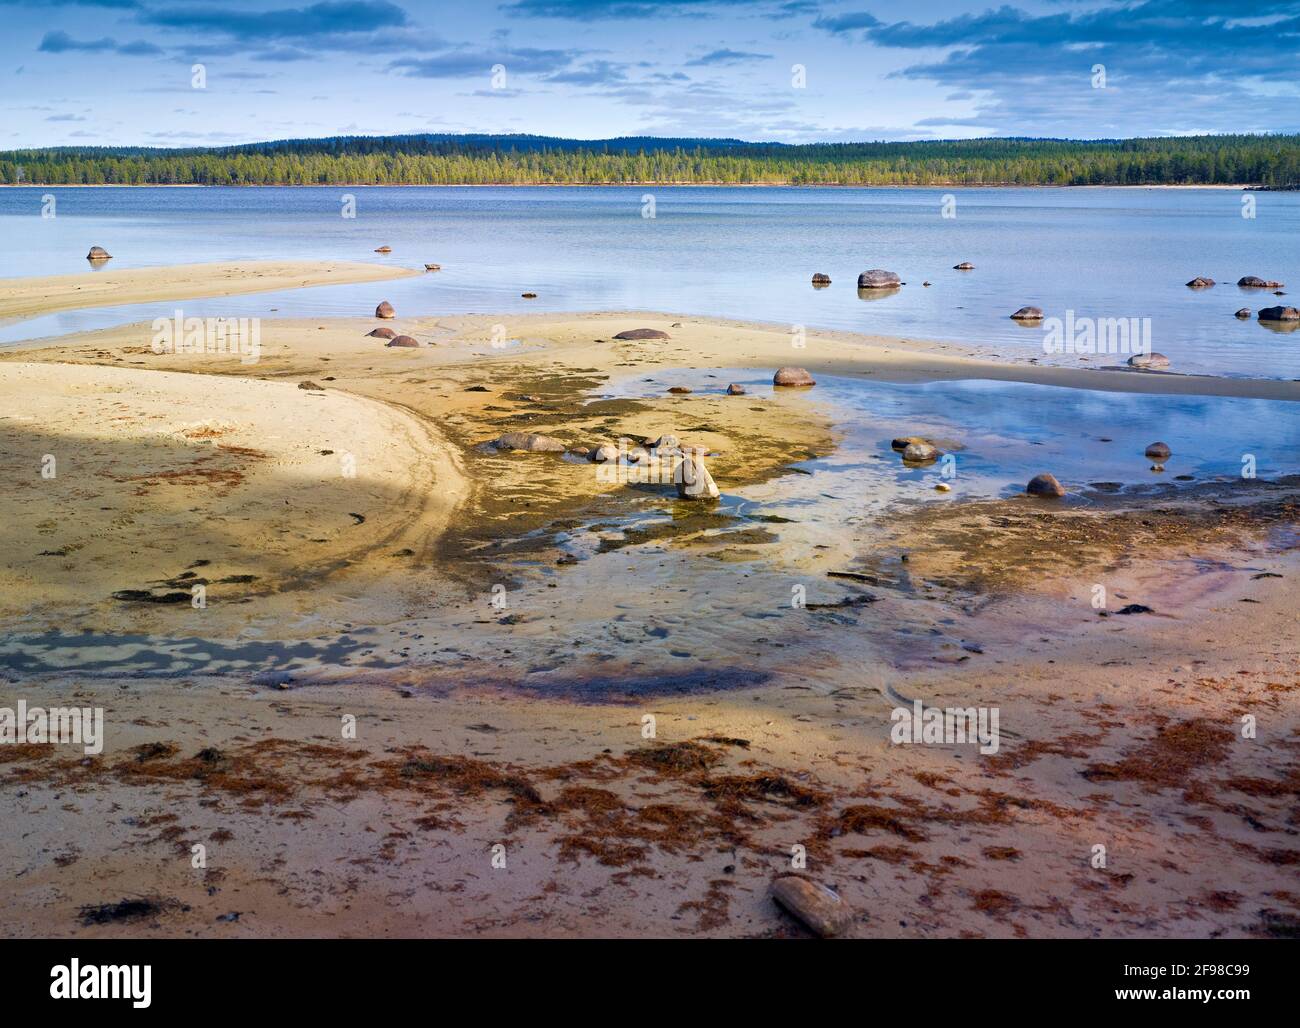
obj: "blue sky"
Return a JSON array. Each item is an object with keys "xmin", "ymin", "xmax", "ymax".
[{"xmin": 4, "ymin": 0, "xmax": 1299, "ymax": 148}]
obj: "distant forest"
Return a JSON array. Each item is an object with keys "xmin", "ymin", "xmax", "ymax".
[{"xmin": 2, "ymin": 133, "xmax": 1298, "ymax": 187}]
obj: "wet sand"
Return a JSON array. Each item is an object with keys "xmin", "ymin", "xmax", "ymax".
[{"xmin": 1, "ymin": 278, "xmax": 1297, "ymax": 938}]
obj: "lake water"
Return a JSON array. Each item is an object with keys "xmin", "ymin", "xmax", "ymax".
[{"xmin": 1, "ymin": 185, "xmax": 1298, "ymax": 379}]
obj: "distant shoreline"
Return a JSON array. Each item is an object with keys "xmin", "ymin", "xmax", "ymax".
[{"xmin": 0, "ymin": 182, "xmax": 1259, "ymax": 189}]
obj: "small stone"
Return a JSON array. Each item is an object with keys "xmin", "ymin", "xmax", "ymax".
[
  {"xmin": 1128, "ymin": 352, "xmax": 1170, "ymax": 369},
  {"xmin": 1027, "ymin": 473, "xmax": 1066, "ymax": 498},
  {"xmin": 297, "ymin": 381, "xmax": 324, "ymax": 391},
  {"xmin": 675, "ymin": 449, "xmax": 720, "ymax": 500},
  {"xmin": 521, "ymin": 292, "xmax": 538, "ymax": 298},
  {"xmin": 935, "ymin": 482, "xmax": 951, "ymax": 492},
  {"xmin": 770, "ymin": 876, "xmax": 853, "ymax": 938},
  {"xmin": 424, "ymin": 263, "xmax": 441, "ymax": 271},
  {"xmin": 726, "ymin": 383, "xmax": 746, "ymax": 395}
]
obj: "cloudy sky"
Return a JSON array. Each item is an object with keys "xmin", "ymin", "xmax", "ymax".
[{"xmin": 4, "ymin": 0, "xmax": 1299, "ymax": 148}]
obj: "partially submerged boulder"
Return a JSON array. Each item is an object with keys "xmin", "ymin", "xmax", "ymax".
[
  {"xmin": 613, "ymin": 328, "xmax": 669, "ymax": 340},
  {"xmin": 1258, "ymin": 305, "xmax": 1300, "ymax": 322},
  {"xmin": 374, "ymin": 246, "xmax": 392, "ymax": 253},
  {"xmin": 773, "ymin": 366, "xmax": 815, "ymax": 387},
  {"xmin": 901, "ymin": 441, "xmax": 940, "ymax": 463},
  {"xmin": 424, "ymin": 263, "xmax": 441, "ymax": 271},
  {"xmin": 385, "ymin": 335, "xmax": 420, "ymax": 348},
  {"xmin": 726, "ymin": 383, "xmax": 746, "ymax": 395},
  {"xmin": 1027, "ymin": 473, "xmax": 1066, "ymax": 498},
  {"xmin": 811, "ymin": 273, "xmax": 831, "ymax": 285},
  {"xmin": 770, "ymin": 876, "xmax": 853, "ymax": 938},
  {"xmin": 857, "ymin": 269, "xmax": 901, "ymax": 289},
  {"xmin": 1238, "ymin": 275, "xmax": 1284, "ymax": 288},
  {"xmin": 375, "ymin": 301, "xmax": 395, "ymax": 319},
  {"xmin": 953, "ymin": 262, "xmax": 975, "ymax": 270},
  {"xmin": 1234, "ymin": 308, "xmax": 1252, "ymax": 319},
  {"xmin": 1144, "ymin": 441, "xmax": 1171, "ymax": 460},
  {"xmin": 1185, "ymin": 277, "xmax": 1215, "ymax": 288},
  {"xmin": 86, "ymin": 246, "xmax": 112, "ymax": 261},
  {"xmin": 492, "ymin": 431, "xmax": 567, "ymax": 453},
  {"xmin": 591, "ymin": 443, "xmax": 620, "ymax": 463},
  {"xmin": 1010, "ymin": 306, "xmax": 1043, "ymax": 321},
  {"xmin": 1128, "ymin": 352, "xmax": 1170, "ymax": 369},
  {"xmin": 675, "ymin": 449, "xmax": 720, "ymax": 500}
]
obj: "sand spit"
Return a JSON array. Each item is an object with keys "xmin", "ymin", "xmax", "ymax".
[{"xmin": 0, "ymin": 260, "xmax": 420, "ymax": 323}]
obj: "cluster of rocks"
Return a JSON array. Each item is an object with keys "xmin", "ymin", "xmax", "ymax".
[{"xmin": 485, "ymin": 430, "xmax": 720, "ymax": 500}]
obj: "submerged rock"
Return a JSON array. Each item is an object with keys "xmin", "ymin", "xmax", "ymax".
[
  {"xmin": 1185, "ymin": 277, "xmax": 1215, "ymax": 288},
  {"xmin": 424, "ymin": 263, "xmax": 441, "ymax": 271},
  {"xmin": 1027, "ymin": 473, "xmax": 1066, "ymax": 498},
  {"xmin": 811, "ymin": 273, "xmax": 831, "ymax": 285},
  {"xmin": 1144, "ymin": 441, "xmax": 1171, "ymax": 460},
  {"xmin": 613, "ymin": 328, "xmax": 669, "ymax": 340},
  {"xmin": 773, "ymin": 366, "xmax": 815, "ymax": 387},
  {"xmin": 86, "ymin": 245, "xmax": 112, "ymax": 261},
  {"xmin": 726, "ymin": 383, "xmax": 746, "ymax": 395},
  {"xmin": 1010, "ymin": 306, "xmax": 1043, "ymax": 321},
  {"xmin": 1235, "ymin": 308, "xmax": 1252, "ymax": 319},
  {"xmin": 374, "ymin": 245, "xmax": 392, "ymax": 253},
  {"xmin": 857, "ymin": 269, "xmax": 901, "ymax": 289},
  {"xmin": 492, "ymin": 431, "xmax": 567, "ymax": 453},
  {"xmin": 1128, "ymin": 352, "xmax": 1170, "ymax": 369},
  {"xmin": 375, "ymin": 301, "xmax": 395, "ymax": 319},
  {"xmin": 1239, "ymin": 275, "xmax": 1284, "ymax": 288},
  {"xmin": 953, "ymin": 262, "xmax": 975, "ymax": 270},
  {"xmin": 770, "ymin": 876, "xmax": 853, "ymax": 938}
]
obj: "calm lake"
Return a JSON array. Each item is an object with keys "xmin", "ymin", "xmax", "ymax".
[{"xmin": 1, "ymin": 185, "xmax": 1298, "ymax": 379}]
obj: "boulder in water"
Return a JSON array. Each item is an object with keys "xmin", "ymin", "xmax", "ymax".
[
  {"xmin": 375, "ymin": 301, "xmax": 395, "ymax": 319},
  {"xmin": 1185, "ymin": 277, "xmax": 1215, "ymax": 288},
  {"xmin": 86, "ymin": 246, "xmax": 112, "ymax": 261},
  {"xmin": 1027, "ymin": 473, "xmax": 1066, "ymax": 498},
  {"xmin": 1258, "ymin": 305, "xmax": 1300, "ymax": 322},
  {"xmin": 857, "ymin": 269, "xmax": 901, "ymax": 289},
  {"xmin": 1127, "ymin": 352, "xmax": 1170, "ymax": 369},
  {"xmin": 1010, "ymin": 306, "xmax": 1043, "ymax": 321},
  {"xmin": 1238, "ymin": 275, "xmax": 1284, "ymax": 288},
  {"xmin": 773, "ymin": 366, "xmax": 815, "ymax": 387}
]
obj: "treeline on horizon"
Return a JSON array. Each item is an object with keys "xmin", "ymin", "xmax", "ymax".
[{"xmin": 1, "ymin": 133, "xmax": 1297, "ymax": 187}]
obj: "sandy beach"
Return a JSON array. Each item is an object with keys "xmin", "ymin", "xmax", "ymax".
[{"xmin": 1, "ymin": 265, "xmax": 1297, "ymax": 939}]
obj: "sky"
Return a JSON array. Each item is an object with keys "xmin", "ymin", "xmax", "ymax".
[{"xmin": 3, "ymin": 0, "xmax": 1299, "ymax": 149}]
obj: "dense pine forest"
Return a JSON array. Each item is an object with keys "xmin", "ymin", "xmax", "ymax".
[{"xmin": 2, "ymin": 133, "xmax": 1297, "ymax": 187}]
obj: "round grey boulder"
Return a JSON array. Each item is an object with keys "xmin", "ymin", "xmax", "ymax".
[
  {"xmin": 1027, "ymin": 473, "xmax": 1066, "ymax": 498},
  {"xmin": 773, "ymin": 366, "xmax": 815, "ymax": 387}
]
